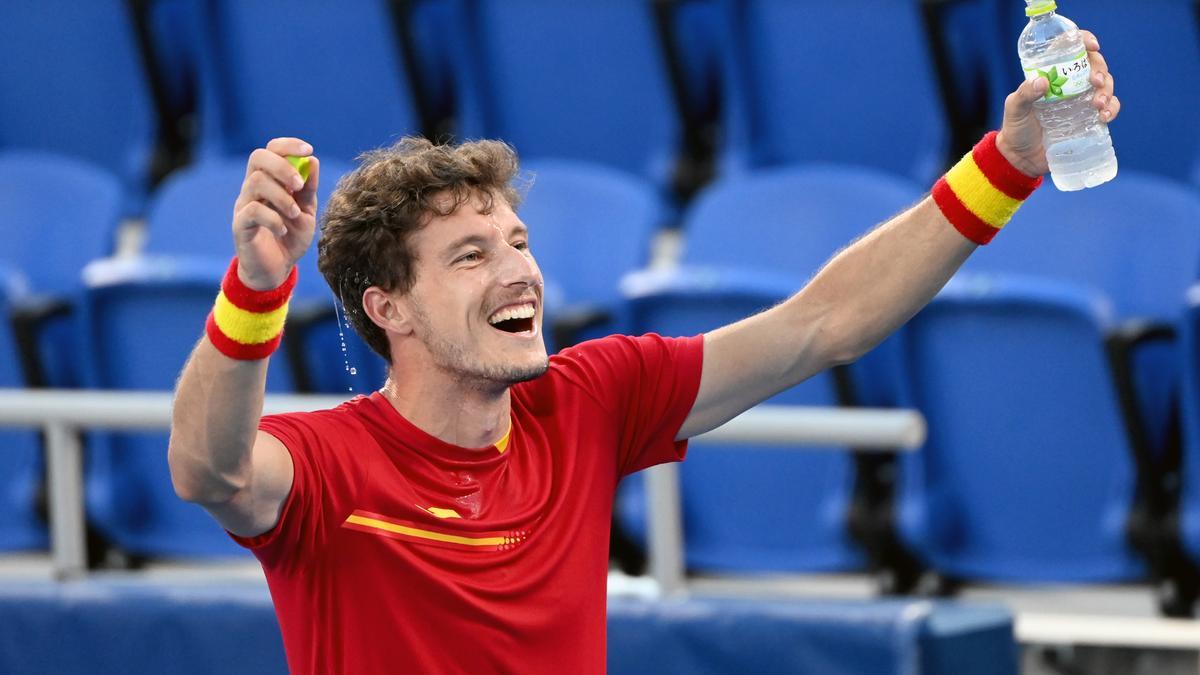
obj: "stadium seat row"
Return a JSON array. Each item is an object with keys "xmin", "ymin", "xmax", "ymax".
[
  {"xmin": 1, "ymin": 0, "xmax": 1197, "ymax": 214},
  {"xmin": 4, "ymin": 146, "xmax": 1200, "ymax": 613}
]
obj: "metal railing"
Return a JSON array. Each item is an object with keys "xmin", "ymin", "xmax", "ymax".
[{"xmin": 0, "ymin": 389, "xmax": 925, "ymax": 584}]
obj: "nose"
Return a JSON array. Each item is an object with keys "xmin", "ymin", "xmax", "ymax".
[{"xmin": 499, "ymin": 241, "xmax": 542, "ymax": 290}]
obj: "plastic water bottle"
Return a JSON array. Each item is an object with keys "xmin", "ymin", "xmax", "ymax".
[{"xmin": 1018, "ymin": 0, "xmax": 1117, "ymax": 191}]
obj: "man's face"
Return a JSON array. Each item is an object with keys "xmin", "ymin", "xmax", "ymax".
[{"xmin": 402, "ymin": 194, "xmax": 548, "ymax": 388}]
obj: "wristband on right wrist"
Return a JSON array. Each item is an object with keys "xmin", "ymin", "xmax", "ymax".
[
  {"xmin": 932, "ymin": 131, "xmax": 1044, "ymax": 245},
  {"xmin": 205, "ymin": 257, "xmax": 297, "ymax": 360}
]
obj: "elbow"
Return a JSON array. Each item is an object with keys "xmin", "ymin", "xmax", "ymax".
[
  {"xmin": 826, "ymin": 334, "xmax": 873, "ymax": 368},
  {"xmin": 167, "ymin": 436, "xmax": 244, "ymax": 505},
  {"xmin": 804, "ymin": 315, "xmax": 869, "ymax": 372},
  {"xmin": 167, "ymin": 441, "xmax": 205, "ymax": 504}
]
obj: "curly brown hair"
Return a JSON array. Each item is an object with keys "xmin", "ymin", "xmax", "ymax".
[{"xmin": 317, "ymin": 137, "xmax": 525, "ymax": 362}]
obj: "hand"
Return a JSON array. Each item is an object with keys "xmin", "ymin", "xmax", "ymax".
[
  {"xmin": 996, "ymin": 30, "xmax": 1120, "ymax": 177},
  {"xmin": 232, "ymin": 137, "xmax": 320, "ymax": 290}
]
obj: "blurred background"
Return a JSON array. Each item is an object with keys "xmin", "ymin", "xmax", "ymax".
[{"xmin": 1, "ymin": 1, "xmax": 1199, "ymax": 673}]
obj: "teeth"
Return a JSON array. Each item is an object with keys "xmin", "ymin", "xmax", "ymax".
[{"xmin": 488, "ymin": 303, "xmax": 535, "ymax": 325}]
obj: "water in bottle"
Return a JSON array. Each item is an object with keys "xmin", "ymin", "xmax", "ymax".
[{"xmin": 1018, "ymin": 0, "xmax": 1117, "ymax": 191}]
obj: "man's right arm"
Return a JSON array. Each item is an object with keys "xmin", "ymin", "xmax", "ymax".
[{"xmin": 167, "ymin": 137, "xmax": 319, "ymax": 538}]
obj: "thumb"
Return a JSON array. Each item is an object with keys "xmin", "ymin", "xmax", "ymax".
[
  {"xmin": 1017, "ymin": 76, "xmax": 1046, "ymax": 105},
  {"xmin": 1003, "ymin": 77, "xmax": 1048, "ymax": 127}
]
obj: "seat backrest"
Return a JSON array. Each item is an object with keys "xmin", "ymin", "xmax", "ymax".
[
  {"xmin": 519, "ymin": 160, "xmax": 667, "ymax": 307},
  {"xmin": 79, "ymin": 256, "xmax": 295, "ymax": 393},
  {"xmin": 0, "ymin": 2, "xmax": 157, "ymax": 209},
  {"xmin": 0, "ymin": 152, "xmax": 123, "ymax": 296},
  {"xmin": 965, "ymin": 170, "xmax": 1200, "ymax": 322},
  {"xmin": 615, "ymin": 267, "xmax": 862, "ymax": 572},
  {"xmin": 717, "ymin": 0, "xmax": 949, "ymax": 183},
  {"xmin": 145, "ymin": 157, "xmax": 356, "ymax": 301},
  {"xmin": 452, "ymin": 0, "xmax": 683, "ymax": 189},
  {"xmin": 77, "ymin": 256, "xmax": 285, "ymax": 558},
  {"xmin": 897, "ymin": 274, "xmax": 1144, "ymax": 582},
  {"xmin": 197, "ymin": 0, "xmax": 422, "ymax": 161},
  {"xmin": 680, "ymin": 164, "xmax": 923, "ymax": 407},
  {"xmin": 682, "ymin": 164, "xmax": 924, "ymax": 274},
  {"xmin": 0, "ymin": 267, "xmax": 47, "ymax": 552}
]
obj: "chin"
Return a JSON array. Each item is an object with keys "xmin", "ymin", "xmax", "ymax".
[{"xmin": 506, "ymin": 357, "xmax": 549, "ymax": 384}]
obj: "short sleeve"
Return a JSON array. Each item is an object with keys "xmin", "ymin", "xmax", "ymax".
[
  {"xmin": 554, "ymin": 333, "xmax": 704, "ymax": 476},
  {"xmin": 226, "ymin": 412, "xmax": 348, "ymax": 571}
]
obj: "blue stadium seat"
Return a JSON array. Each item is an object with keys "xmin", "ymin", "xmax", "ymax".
[
  {"xmin": 194, "ymin": 0, "xmax": 422, "ymax": 161},
  {"xmin": 518, "ymin": 159, "xmax": 669, "ymax": 350},
  {"xmin": 0, "ymin": 151, "xmax": 124, "ymax": 388},
  {"xmin": 682, "ymin": 163, "xmax": 924, "ymax": 407},
  {"xmin": 682, "ymin": 164, "xmax": 923, "ymax": 272},
  {"xmin": 616, "ymin": 266, "xmax": 863, "ymax": 572},
  {"xmin": 966, "ymin": 171, "xmax": 1200, "ymax": 452},
  {"xmin": 0, "ymin": 2, "xmax": 157, "ymax": 212},
  {"xmin": 450, "ymin": 0, "xmax": 684, "ymax": 190},
  {"xmin": 0, "ymin": 266, "xmax": 47, "ymax": 552},
  {"xmin": 145, "ymin": 157, "xmax": 357, "ymax": 302},
  {"xmin": 979, "ymin": 0, "xmax": 1200, "ymax": 183},
  {"xmin": 897, "ymin": 274, "xmax": 1145, "ymax": 582},
  {"xmin": 147, "ymin": 157, "xmax": 384, "ymax": 393},
  {"xmin": 76, "ymin": 256, "xmax": 263, "ymax": 558},
  {"xmin": 0, "ymin": 152, "xmax": 125, "ymax": 298},
  {"xmin": 968, "ymin": 172, "xmax": 1200, "ymax": 325},
  {"xmin": 715, "ymin": 0, "xmax": 950, "ymax": 184},
  {"xmin": 614, "ymin": 165, "xmax": 924, "ymax": 573}
]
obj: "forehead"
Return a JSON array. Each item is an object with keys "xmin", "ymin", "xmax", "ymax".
[{"xmin": 415, "ymin": 193, "xmax": 524, "ymax": 248}]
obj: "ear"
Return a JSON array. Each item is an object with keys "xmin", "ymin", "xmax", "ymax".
[{"xmin": 362, "ymin": 286, "xmax": 415, "ymax": 337}]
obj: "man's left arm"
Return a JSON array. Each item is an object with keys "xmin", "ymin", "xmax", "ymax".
[{"xmin": 677, "ymin": 30, "xmax": 1118, "ymax": 440}]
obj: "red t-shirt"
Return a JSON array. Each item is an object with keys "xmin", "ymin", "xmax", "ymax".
[{"xmin": 231, "ymin": 333, "xmax": 704, "ymax": 674}]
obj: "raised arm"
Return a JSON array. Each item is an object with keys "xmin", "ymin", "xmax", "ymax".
[
  {"xmin": 678, "ymin": 31, "xmax": 1117, "ymax": 440},
  {"xmin": 168, "ymin": 137, "xmax": 320, "ymax": 537}
]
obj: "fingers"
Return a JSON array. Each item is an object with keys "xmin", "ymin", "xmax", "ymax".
[
  {"xmin": 1079, "ymin": 30, "xmax": 1100, "ymax": 52},
  {"xmin": 1083, "ymin": 47, "xmax": 1117, "ymax": 121},
  {"xmin": 236, "ymin": 137, "xmax": 317, "ymax": 223},
  {"xmin": 265, "ymin": 137, "xmax": 313, "ymax": 158},
  {"xmin": 240, "ymin": 169, "xmax": 303, "ymax": 220},
  {"xmin": 234, "ymin": 201, "xmax": 287, "ymax": 239},
  {"xmin": 244, "ymin": 148, "xmax": 306, "ymax": 193},
  {"xmin": 1101, "ymin": 94, "xmax": 1121, "ymax": 122}
]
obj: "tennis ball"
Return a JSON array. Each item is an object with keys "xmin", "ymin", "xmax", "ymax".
[{"xmin": 286, "ymin": 155, "xmax": 312, "ymax": 184}]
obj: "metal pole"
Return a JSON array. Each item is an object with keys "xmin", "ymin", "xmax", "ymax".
[
  {"xmin": 645, "ymin": 463, "xmax": 686, "ymax": 597},
  {"xmin": 646, "ymin": 407, "xmax": 927, "ymax": 595},
  {"xmin": 44, "ymin": 422, "xmax": 86, "ymax": 579}
]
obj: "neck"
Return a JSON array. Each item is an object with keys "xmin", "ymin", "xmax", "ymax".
[{"xmin": 379, "ymin": 368, "xmax": 511, "ymax": 450}]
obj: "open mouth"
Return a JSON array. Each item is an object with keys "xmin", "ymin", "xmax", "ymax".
[{"xmin": 488, "ymin": 303, "xmax": 536, "ymax": 334}]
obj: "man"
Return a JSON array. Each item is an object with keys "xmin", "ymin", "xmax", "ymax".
[{"xmin": 168, "ymin": 32, "xmax": 1118, "ymax": 674}]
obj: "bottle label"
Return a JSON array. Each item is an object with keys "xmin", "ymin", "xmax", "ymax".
[{"xmin": 1023, "ymin": 50, "xmax": 1091, "ymax": 102}]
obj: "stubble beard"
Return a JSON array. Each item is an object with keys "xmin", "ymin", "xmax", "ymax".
[{"xmin": 411, "ymin": 302, "xmax": 549, "ymax": 389}]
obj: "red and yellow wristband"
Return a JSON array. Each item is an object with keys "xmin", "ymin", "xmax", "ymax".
[
  {"xmin": 205, "ymin": 257, "xmax": 297, "ymax": 360},
  {"xmin": 932, "ymin": 131, "xmax": 1043, "ymax": 245}
]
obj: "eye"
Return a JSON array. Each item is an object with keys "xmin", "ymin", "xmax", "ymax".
[
  {"xmin": 512, "ymin": 240, "xmax": 529, "ymax": 251},
  {"xmin": 455, "ymin": 251, "xmax": 482, "ymax": 264}
]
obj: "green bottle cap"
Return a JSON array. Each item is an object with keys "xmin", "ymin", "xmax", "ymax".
[{"xmin": 1025, "ymin": 0, "xmax": 1057, "ymax": 17}]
